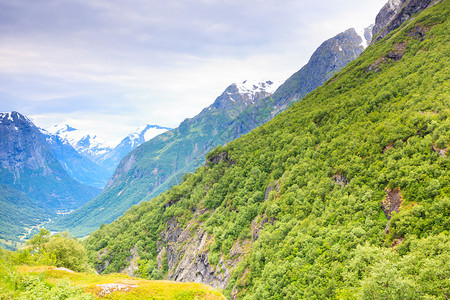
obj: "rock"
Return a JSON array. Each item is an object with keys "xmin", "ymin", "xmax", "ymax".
[
  {"xmin": 158, "ymin": 218, "xmax": 248, "ymax": 289},
  {"xmin": 332, "ymin": 174, "xmax": 348, "ymax": 187},
  {"xmin": 54, "ymin": 267, "xmax": 75, "ymax": 273},
  {"xmin": 372, "ymin": 0, "xmax": 436, "ymax": 44},
  {"xmin": 207, "ymin": 151, "xmax": 235, "ymax": 166},
  {"xmin": 96, "ymin": 283, "xmax": 138, "ymax": 297},
  {"xmin": 123, "ymin": 244, "xmax": 139, "ymax": 276}
]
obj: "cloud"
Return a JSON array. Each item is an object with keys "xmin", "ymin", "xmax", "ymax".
[{"xmin": 0, "ymin": 0, "xmax": 387, "ymax": 140}]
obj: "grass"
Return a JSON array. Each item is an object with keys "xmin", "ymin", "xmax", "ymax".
[{"xmin": 11, "ymin": 265, "xmax": 226, "ymax": 300}]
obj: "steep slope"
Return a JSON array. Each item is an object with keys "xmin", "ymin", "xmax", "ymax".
[
  {"xmin": 40, "ymin": 129, "xmax": 111, "ymax": 189},
  {"xmin": 372, "ymin": 0, "xmax": 435, "ymax": 43},
  {"xmin": 84, "ymin": 1, "xmax": 449, "ymax": 299},
  {"xmin": 50, "ymin": 80, "xmax": 279, "ymax": 236},
  {"xmin": 0, "ymin": 112, "xmax": 100, "ymax": 211},
  {"xmin": 0, "ymin": 184, "xmax": 51, "ymax": 250},
  {"xmin": 54, "ymin": 28, "xmax": 370, "ymax": 237},
  {"xmin": 99, "ymin": 124, "xmax": 172, "ymax": 173},
  {"xmin": 225, "ymin": 27, "xmax": 371, "ymax": 139}
]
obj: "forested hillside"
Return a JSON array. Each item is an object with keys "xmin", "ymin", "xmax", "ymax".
[
  {"xmin": 53, "ymin": 28, "xmax": 368, "ymax": 237},
  {"xmin": 85, "ymin": 1, "xmax": 449, "ymax": 299}
]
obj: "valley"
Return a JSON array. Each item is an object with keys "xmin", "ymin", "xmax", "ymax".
[{"xmin": 0, "ymin": 0, "xmax": 448, "ymax": 299}]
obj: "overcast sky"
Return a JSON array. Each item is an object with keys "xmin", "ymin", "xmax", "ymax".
[{"xmin": 0, "ymin": 0, "xmax": 386, "ymax": 144}]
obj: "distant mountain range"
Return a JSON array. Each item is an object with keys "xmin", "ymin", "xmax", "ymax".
[
  {"xmin": 46, "ymin": 124, "xmax": 112, "ymax": 165},
  {"xmin": 0, "ymin": 111, "xmax": 101, "ymax": 249},
  {"xmin": 43, "ymin": 123, "xmax": 172, "ymax": 188},
  {"xmin": 98, "ymin": 124, "xmax": 172, "ymax": 173},
  {"xmin": 51, "ymin": 26, "xmax": 373, "ymax": 237},
  {"xmin": 0, "ymin": 111, "xmax": 171, "ymax": 249}
]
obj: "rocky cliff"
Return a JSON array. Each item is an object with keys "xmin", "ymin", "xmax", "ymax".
[
  {"xmin": 225, "ymin": 27, "xmax": 370, "ymax": 140},
  {"xmin": 372, "ymin": 0, "xmax": 437, "ymax": 43}
]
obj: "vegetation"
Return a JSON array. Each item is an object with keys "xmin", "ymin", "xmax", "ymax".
[
  {"xmin": 0, "ymin": 184, "xmax": 51, "ymax": 250},
  {"xmin": 0, "ymin": 249, "xmax": 224, "ymax": 299},
  {"xmin": 84, "ymin": 1, "xmax": 449, "ymax": 299}
]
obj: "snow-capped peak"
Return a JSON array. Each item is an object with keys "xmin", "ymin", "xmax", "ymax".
[
  {"xmin": 47, "ymin": 124, "xmax": 112, "ymax": 160},
  {"xmin": 0, "ymin": 111, "xmax": 32, "ymax": 124},
  {"xmin": 124, "ymin": 124, "xmax": 172, "ymax": 145},
  {"xmin": 235, "ymin": 80, "xmax": 282, "ymax": 95}
]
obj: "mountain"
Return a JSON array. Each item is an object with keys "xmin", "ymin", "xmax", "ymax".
[
  {"xmin": 50, "ymin": 80, "xmax": 280, "ymax": 235},
  {"xmin": 0, "ymin": 112, "xmax": 100, "ymax": 211},
  {"xmin": 224, "ymin": 27, "xmax": 372, "ymax": 140},
  {"xmin": 372, "ymin": 0, "xmax": 435, "ymax": 43},
  {"xmin": 83, "ymin": 1, "xmax": 449, "ymax": 299},
  {"xmin": 47, "ymin": 124, "xmax": 112, "ymax": 164},
  {"xmin": 52, "ymin": 27, "xmax": 372, "ymax": 237},
  {"xmin": 39, "ymin": 129, "xmax": 111, "ymax": 189},
  {"xmin": 98, "ymin": 124, "xmax": 172, "ymax": 173}
]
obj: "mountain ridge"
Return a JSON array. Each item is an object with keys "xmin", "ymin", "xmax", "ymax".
[
  {"xmin": 83, "ymin": 1, "xmax": 449, "ymax": 298},
  {"xmin": 52, "ymin": 27, "xmax": 374, "ymax": 237}
]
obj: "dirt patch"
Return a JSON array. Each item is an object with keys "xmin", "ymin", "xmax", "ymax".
[
  {"xmin": 432, "ymin": 145, "xmax": 448, "ymax": 156},
  {"xmin": 381, "ymin": 188, "xmax": 403, "ymax": 220}
]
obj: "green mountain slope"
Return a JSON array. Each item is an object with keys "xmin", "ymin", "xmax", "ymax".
[
  {"xmin": 0, "ymin": 184, "xmax": 51, "ymax": 250},
  {"xmin": 85, "ymin": 1, "xmax": 449, "ymax": 299},
  {"xmin": 52, "ymin": 28, "xmax": 368, "ymax": 237}
]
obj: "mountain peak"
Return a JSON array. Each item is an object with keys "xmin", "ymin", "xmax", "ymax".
[
  {"xmin": 125, "ymin": 124, "xmax": 172, "ymax": 144},
  {"xmin": 0, "ymin": 111, "xmax": 31, "ymax": 124},
  {"xmin": 47, "ymin": 124, "xmax": 111, "ymax": 161},
  {"xmin": 234, "ymin": 80, "xmax": 282, "ymax": 96},
  {"xmin": 209, "ymin": 80, "xmax": 281, "ymax": 114}
]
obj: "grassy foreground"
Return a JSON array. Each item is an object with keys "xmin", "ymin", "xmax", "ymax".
[{"xmin": 0, "ymin": 265, "xmax": 225, "ymax": 300}]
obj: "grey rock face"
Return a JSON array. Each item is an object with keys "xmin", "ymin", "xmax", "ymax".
[
  {"xmin": 372, "ymin": 0, "xmax": 435, "ymax": 43},
  {"xmin": 157, "ymin": 217, "xmax": 248, "ymax": 289}
]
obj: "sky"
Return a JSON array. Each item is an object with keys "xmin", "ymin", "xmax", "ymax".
[{"xmin": 0, "ymin": 0, "xmax": 387, "ymax": 145}]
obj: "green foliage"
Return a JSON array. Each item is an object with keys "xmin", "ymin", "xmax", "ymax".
[
  {"xmin": 0, "ymin": 184, "xmax": 51, "ymax": 250},
  {"xmin": 12, "ymin": 229, "xmax": 92, "ymax": 273},
  {"xmin": 85, "ymin": 1, "xmax": 449, "ymax": 299},
  {"xmin": 0, "ymin": 250, "xmax": 93, "ymax": 299}
]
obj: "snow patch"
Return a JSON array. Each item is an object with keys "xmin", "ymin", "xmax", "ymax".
[
  {"xmin": 355, "ymin": 26, "xmax": 373, "ymax": 49},
  {"xmin": 47, "ymin": 124, "xmax": 112, "ymax": 159},
  {"xmin": 235, "ymin": 79, "xmax": 282, "ymax": 95}
]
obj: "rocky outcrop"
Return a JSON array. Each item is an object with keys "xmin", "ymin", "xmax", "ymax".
[
  {"xmin": 332, "ymin": 173, "xmax": 348, "ymax": 187},
  {"xmin": 372, "ymin": 0, "xmax": 436, "ymax": 43},
  {"xmin": 157, "ymin": 217, "xmax": 249, "ymax": 289},
  {"xmin": 123, "ymin": 245, "xmax": 139, "ymax": 276}
]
